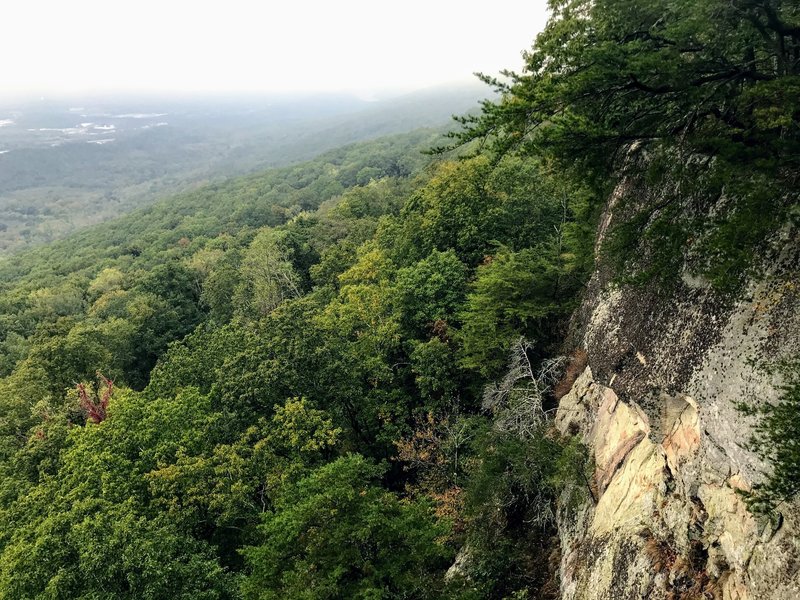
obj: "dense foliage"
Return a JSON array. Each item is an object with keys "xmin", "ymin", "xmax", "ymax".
[
  {"xmin": 445, "ymin": 0, "xmax": 799, "ymax": 289},
  {"xmin": 0, "ymin": 115, "xmax": 593, "ymax": 598}
]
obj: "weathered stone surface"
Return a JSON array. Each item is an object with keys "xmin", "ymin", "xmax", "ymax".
[
  {"xmin": 700, "ymin": 482, "xmax": 760, "ymax": 569},
  {"xmin": 591, "ymin": 386, "xmax": 651, "ymax": 495},
  {"xmin": 556, "ymin": 368, "xmax": 800, "ymax": 600},
  {"xmin": 553, "ymin": 171, "xmax": 800, "ymax": 600},
  {"xmin": 555, "ymin": 366, "xmax": 598, "ymax": 439},
  {"xmin": 444, "ymin": 546, "xmax": 471, "ymax": 582},
  {"xmin": 590, "ymin": 439, "xmax": 665, "ymax": 536}
]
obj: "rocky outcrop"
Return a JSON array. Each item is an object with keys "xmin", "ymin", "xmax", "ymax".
[
  {"xmin": 556, "ymin": 367, "xmax": 799, "ymax": 599},
  {"xmin": 554, "ymin": 173, "xmax": 800, "ymax": 599}
]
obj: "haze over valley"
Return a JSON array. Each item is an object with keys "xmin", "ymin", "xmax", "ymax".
[{"xmin": 0, "ymin": 85, "xmax": 486, "ymax": 254}]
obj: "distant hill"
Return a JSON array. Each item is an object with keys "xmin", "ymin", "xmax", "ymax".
[{"xmin": 0, "ymin": 83, "xmax": 488, "ymax": 254}]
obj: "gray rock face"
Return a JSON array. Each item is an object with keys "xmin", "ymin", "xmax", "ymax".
[{"xmin": 555, "ymin": 178, "xmax": 800, "ymax": 599}]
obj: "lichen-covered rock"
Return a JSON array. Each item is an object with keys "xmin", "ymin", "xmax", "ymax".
[
  {"xmin": 697, "ymin": 483, "xmax": 759, "ymax": 571},
  {"xmin": 553, "ymin": 169, "xmax": 800, "ymax": 600},
  {"xmin": 661, "ymin": 395, "xmax": 700, "ymax": 475},
  {"xmin": 591, "ymin": 439, "xmax": 666, "ymax": 536},
  {"xmin": 556, "ymin": 368, "xmax": 800, "ymax": 600},
  {"xmin": 591, "ymin": 386, "xmax": 651, "ymax": 496}
]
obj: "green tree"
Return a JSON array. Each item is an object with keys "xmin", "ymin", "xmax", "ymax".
[
  {"xmin": 235, "ymin": 228, "xmax": 303, "ymax": 318},
  {"xmin": 448, "ymin": 0, "xmax": 800, "ymax": 169},
  {"xmin": 443, "ymin": 0, "xmax": 799, "ymax": 288},
  {"xmin": 459, "ymin": 244, "xmax": 575, "ymax": 377},
  {"xmin": 394, "ymin": 250, "xmax": 468, "ymax": 337},
  {"xmin": 242, "ymin": 454, "xmax": 452, "ymax": 600}
]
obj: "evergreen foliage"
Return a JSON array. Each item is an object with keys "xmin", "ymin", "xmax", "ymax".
[{"xmin": 743, "ymin": 360, "xmax": 800, "ymax": 513}]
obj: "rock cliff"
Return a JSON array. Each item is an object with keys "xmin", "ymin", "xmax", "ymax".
[{"xmin": 554, "ymin": 171, "xmax": 800, "ymax": 599}]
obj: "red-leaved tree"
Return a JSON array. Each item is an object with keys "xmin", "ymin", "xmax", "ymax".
[{"xmin": 77, "ymin": 372, "xmax": 114, "ymax": 424}]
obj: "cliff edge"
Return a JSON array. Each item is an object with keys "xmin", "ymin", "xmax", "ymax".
[{"xmin": 555, "ymin": 167, "xmax": 800, "ymax": 599}]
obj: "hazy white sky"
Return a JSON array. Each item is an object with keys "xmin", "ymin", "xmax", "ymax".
[{"xmin": 2, "ymin": 0, "xmax": 550, "ymax": 95}]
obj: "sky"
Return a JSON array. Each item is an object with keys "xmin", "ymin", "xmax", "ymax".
[{"xmin": 1, "ymin": 0, "xmax": 550, "ymax": 96}]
